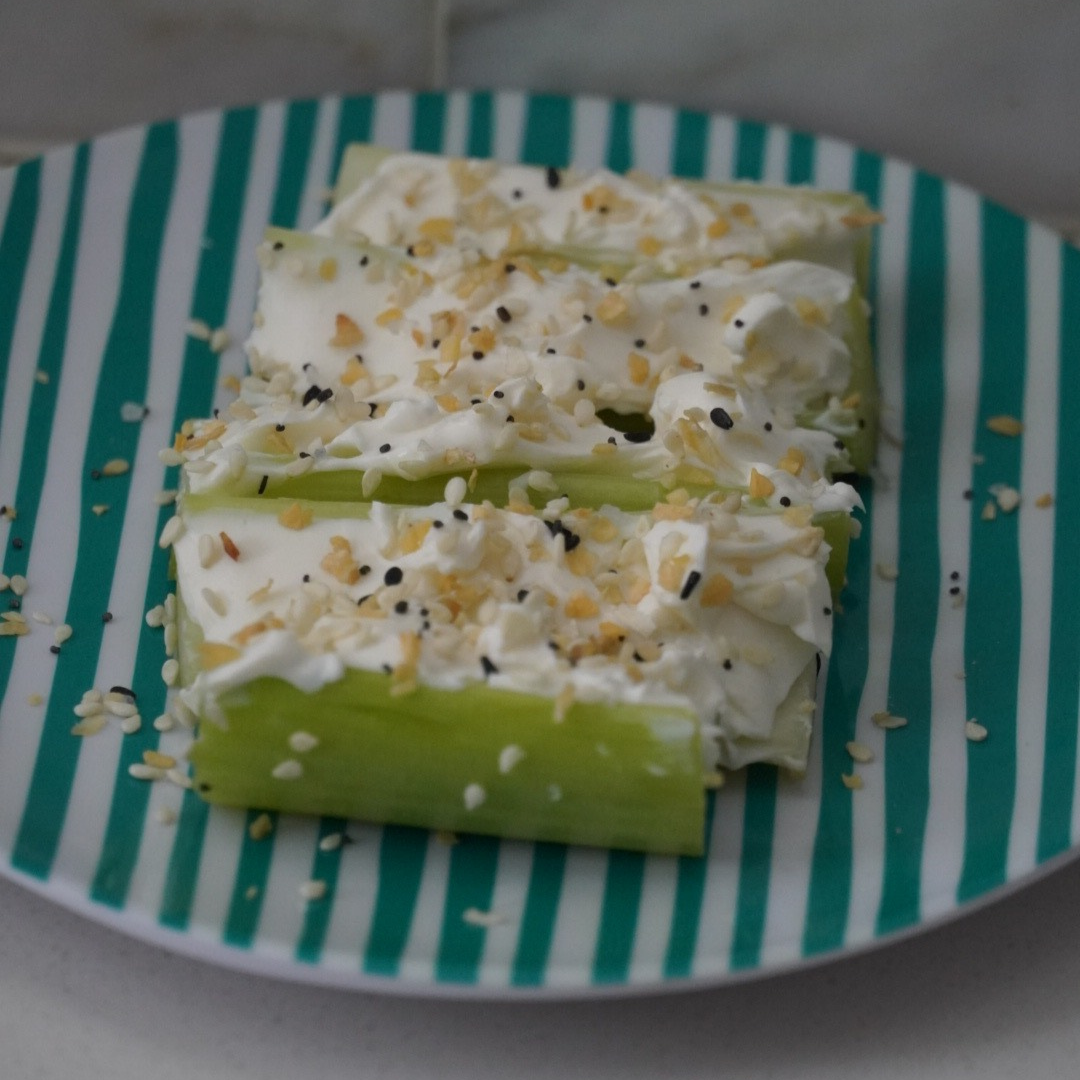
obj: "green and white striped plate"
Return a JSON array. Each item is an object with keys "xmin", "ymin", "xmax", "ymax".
[{"xmin": 1, "ymin": 90, "xmax": 1077, "ymax": 996}]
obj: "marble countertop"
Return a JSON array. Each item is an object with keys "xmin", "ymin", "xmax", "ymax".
[{"xmin": 2, "ymin": 3, "xmax": 1080, "ymax": 1076}]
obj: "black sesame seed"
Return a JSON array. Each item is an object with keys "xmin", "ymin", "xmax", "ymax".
[
  {"xmin": 779, "ymin": 496, "xmax": 791, "ymax": 507},
  {"xmin": 432, "ymin": 520, "xmax": 444, "ymax": 529},
  {"xmin": 546, "ymin": 347, "xmax": 557, "ymax": 355},
  {"xmin": 49, "ymin": 644, "xmax": 60, "ymax": 655},
  {"xmin": 699, "ymin": 303, "xmax": 710, "ymax": 316},
  {"xmin": 198, "ymin": 783, "xmax": 212, "ymax": 793},
  {"xmin": 607, "ymin": 436, "xmax": 617, "ymax": 445},
  {"xmin": 317, "ymin": 387, "xmax": 334, "ymax": 403},
  {"xmin": 496, "ymin": 305, "xmax": 512, "ymax": 323},
  {"xmin": 582, "ymin": 314, "xmax": 593, "ymax": 323},
  {"xmin": 632, "ymin": 651, "xmax": 644, "ymax": 663},
  {"xmin": 950, "ymin": 570, "xmax": 961, "ymax": 581},
  {"xmin": 547, "ymin": 640, "xmax": 559, "ymax": 651},
  {"xmin": 12, "ymin": 537, "xmax": 23, "ymax": 550},
  {"xmin": 110, "ymin": 684, "xmax": 136, "ymax": 700},
  {"xmin": 257, "ymin": 474, "xmax": 269, "ymax": 495},
  {"xmin": 301, "ymin": 385, "xmax": 322, "ymax": 407},
  {"xmin": 272, "ymin": 241, "xmax": 284, "ymax": 251},
  {"xmin": 764, "ymin": 422, "xmax": 773, "ymax": 432},
  {"xmin": 823, "ymin": 606, "xmax": 832, "ymax": 616},
  {"xmin": 504, "ymin": 263, "xmax": 516, "ymax": 273},
  {"xmin": 394, "ymin": 600, "xmax": 409, "ymax": 614},
  {"xmin": 379, "ymin": 443, "xmax": 391, "ymax": 454},
  {"xmin": 506, "ymin": 415, "xmax": 515, "ymax": 423},
  {"xmin": 302, "ymin": 573, "xmax": 310, "ymax": 583},
  {"xmin": 472, "ymin": 350, "xmax": 485, "ymax": 360},
  {"xmin": 298, "ymin": 451, "xmax": 311, "ymax": 459},
  {"xmin": 733, "ymin": 318, "xmax": 745, "ymax": 328},
  {"xmin": 405, "ymin": 245, "xmax": 416, "ymax": 257},
  {"xmin": 834, "ymin": 439, "xmax": 845, "ymax": 451},
  {"xmin": 382, "ymin": 663, "xmax": 393, "ymax": 674},
  {"xmin": 359, "ymin": 564, "xmax": 371, "ymax": 576},
  {"xmin": 949, "ymin": 586, "xmax": 961, "ymax": 596},
  {"xmin": 517, "ymin": 589, "xmax": 529, "ymax": 602},
  {"xmin": 605, "ymin": 277, "xmax": 617, "ymax": 287},
  {"xmin": 545, "ymin": 166, "xmax": 561, "ymax": 189},
  {"xmin": 90, "ymin": 469, "xmax": 101, "ymax": 480},
  {"xmin": 101, "ymin": 611, "xmax": 113, "ymax": 623},
  {"xmin": 481, "ymin": 655, "xmax": 500, "ymax": 676},
  {"xmin": 453, "ymin": 509, "xmax": 468, "ymax": 521},
  {"xmin": 367, "ymin": 402, "xmax": 378, "ymax": 418},
  {"xmin": 634, "ymin": 338, "xmax": 646, "ymax": 348},
  {"xmin": 624, "ymin": 430, "xmax": 651, "ymax": 443},
  {"xmin": 512, "ymin": 188, "xmax": 524, "ymax": 200},
  {"xmin": 679, "ymin": 570, "xmax": 702, "ymax": 600},
  {"xmin": 493, "ymin": 390, "xmax": 504, "ymax": 399},
  {"xmin": 709, "ymin": 407, "xmax": 734, "ymax": 430},
  {"xmin": 8, "ymin": 599, "xmax": 20, "ymax": 610},
  {"xmin": 384, "ymin": 566, "xmax": 403, "ymax": 586},
  {"xmin": 689, "ymin": 280, "xmax": 701, "ymax": 289},
  {"xmin": 420, "ymin": 607, "xmax": 429, "ymax": 617},
  {"xmin": 722, "ymin": 659, "xmax": 733, "ymax": 670},
  {"xmin": 356, "ymin": 594, "xmax": 372, "ymax": 607},
  {"xmin": 816, "ymin": 653, "xmax": 822, "ymax": 674},
  {"xmin": 962, "ymin": 489, "xmax": 973, "ymax": 500}
]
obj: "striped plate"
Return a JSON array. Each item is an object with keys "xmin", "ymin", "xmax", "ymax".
[{"xmin": 0, "ymin": 90, "xmax": 1077, "ymax": 996}]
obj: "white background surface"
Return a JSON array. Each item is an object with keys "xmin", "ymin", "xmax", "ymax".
[{"xmin": 3, "ymin": 3, "xmax": 1080, "ymax": 1075}]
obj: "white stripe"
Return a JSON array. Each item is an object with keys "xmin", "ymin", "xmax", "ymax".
[
  {"xmin": 762, "ymin": 124, "xmax": 789, "ymax": 184},
  {"xmin": 0, "ymin": 128, "xmax": 144, "ymax": 855},
  {"xmin": 492, "ymin": 91, "xmax": 526, "ymax": 164},
  {"xmin": 474, "ymin": 838, "xmax": 532, "ymax": 986},
  {"xmin": 295, "ymin": 96, "xmax": 341, "ymax": 232},
  {"xmin": 631, "ymin": 103, "xmax": 675, "ymax": 176},
  {"xmin": 317, "ymin": 821, "xmax": 382, "ymax": 974},
  {"xmin": 843, "ymin": 158, "xmax": 912, "ymax": 947},
  {"xmin": 441, "ymin": 90, "xmax": 469, "ymax": 158},
  {"xmin": 761, "ymin": 681, "xmax": 827, "ymax": 966},
  {"xmin": 540, "ymin": 845, "xmax": 607, "ymax": 987},
  {"xmin": 1008, "ymin": 225, "xmax": 1060, "ymax": 873},
  {"xmin": 211, "ymin": 102, "xmax": 288, "ymax": 415},
  {"xmin": 919, "ymin": 184, "xmax": 982, "ymax": 919},
  {"xmin": 246, "ymin": 813, "xmax": 321, "ymax": 958},
  {"xmin": 686, "ymin": 777, "xmax": 747, "ymax": 978},
  {"xmin": 814, "ymin": 136, "xmax": 855, "ymax": 193},
  {"xmin": 49, "ymin": 110, "xmax": 221, "ymax": 893},
  {"xmin": 0, "ymin": 148, "xmax": 73, "ymax": 555},
  {"xmin": 568, "ymin": 97, "xmax": 610, "ymax": 171},
  {"xmin": 704, "ymin": 114, "xmax": 736, "ymax": 182},
  {"xmin": 390, "ymin": 831, "xmax": 446, "ymax": 982},
  {"xmin": 625, "ymin": 855, "xmax": 679, "ymax": 984},
  {"xmin": 371, "ymin": 92, "xmax": 413, "ymax": 152}
]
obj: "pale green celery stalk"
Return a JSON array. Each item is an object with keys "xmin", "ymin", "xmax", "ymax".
[{"xmin": 185, "ymin": 669, "xmax": 706, "ymax": 856}]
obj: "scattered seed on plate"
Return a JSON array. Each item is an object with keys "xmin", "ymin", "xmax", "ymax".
[
  {"xmin": 846, "ymin": 740, "xmax": 875, "ymax": 764},
  {"xmin": 120, "ymin": 401, "xmax": 150, "ymax": 423},
  {"xmin": 100, "ymin": 458, "xmax": 130, "ymax": 478},
  {"xmin": 154, "ymin": 807, "xmax": 178, "ymax": 826},
  {"xmin": 154, "ymin": 488, "xmax": 178, "ymax": 506},
  {"xmin": 1035, "ymin": 492, "xmax": 1054, "ymax": 508},
  {"xmin": 249, "ymin": 812, "xmax": 274, "ymax": 841},
  {"xmin": 186, "ymin": 318, "xmax": 212, "ymax": 341},
  {"xmin": 318, "ymin": 832, "xmax": 344, "ymax": 852},
  {"xmin": 153, "ymin": 712, "xmax": 174, "ymax": 732},
  {"xmin": 91, "ymin": 504, "xmax": 109, "ymax": 516},
  {"xmin": 9, "ymin": 574, "xmax": 28, "ymax": 596},
  {"xmin": 161, "ymin": 658, "xmax": 180, "ymax": 686},
  {"xmin": 52, "ymin": 624, "xmax": 72, "ymax": 646},
  {"xmin": 30, "ymin": 611, "xmax": 52, "ymax": 625},
  {"xmin": 965, "ymin": 719, "xmax": 989, "ymax": 742},
  {"xmin": 875, "ymin": 562, "xmax": 899, "ymax": 581},
  {"xmin": 981, "ymin": 500, "xmax": 997, "ymax": 521},
  {"xmin": 461, "ymin": 907, "xmax": 508, "ymax": 928},
  {"xmin": 120, "ymin": 714, "xmax": 142, "ymax": 735},
  {"xmin": 299, "ymin": 880, "xmax": 328, "ymax": 902},
  {"xmin": 71, "ymin": 715, "xmax": 109, "ymax": 737},
  {"xmin": 209, "ymin": 327, "xmax": 231, "ymax": 353},
  {"xmin": 34, "ymin": 369, "xmax": 49, "ymax": 385},
  {"xmin": 841, "ymin": 773, "xmax": 864, "ymax": 790},
  {"xmin": 244, "ymin": 885, "xmax": 259, "ymax": 901},
  {"xmin": 26, "ymin": 693, "xmax": 43, "ymax": 706},
  {"xmin": 128, "ymin": 763, "xmax": 166, "ymax": 781},
  {"xmin": 986, "ymin": 414, "xmax": 1023, "ymax": 437},
  {"xmin": 166, "ymin": 767, "xmax": 192, "ymax": 789},
  {"xmin": 872, "ymin": 710, "xmax": 908, "ymax": 730}
]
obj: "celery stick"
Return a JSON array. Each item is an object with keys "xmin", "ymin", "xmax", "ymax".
[{"xmin": 186, "ymin": 671, "xmax": 706, "ymax": 856}]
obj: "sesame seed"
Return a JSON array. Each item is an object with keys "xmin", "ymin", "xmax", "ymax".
[
  {"xmin": 319, "ymin": 833, "xmax": 344, "ymax": 852},
  {"xmin": 161, "ymin": 658, "xmax": 179, "ymax": 686},
  {"xmin": 462, "ymin": 907, "xmax": 507, "ymax": 928},
  {"xmin": 495, "ymin": 305, "xmax": 512, "ymax": 323},
  {"xmin": 463, "ymin": 783, "xmax": 487, "ymax": 810},
  {"xmin": 298, "ymin": 879, "xmax": 328, "ymax": 902},
  {"xmin": 128, "ymin": 763, "xmax": 166, "ymax": 781},
  {"xmin": 545, "ymin": 166, "xmax": 561, "ymax": 189},
  {"xmin": 383, "ymin": 566, "xmax": 403, "ymax": 586},
  {"xmin": 480, "ymin": 655, "xmax": 499, "ymax": 676},
  {"xmin": 271, "ymin": 759, "xmax": 303, "ymax": 780},
  {"xmin": 379, "ymin": 443, "xmax": 391, "ymax": 454},
  {"xmin": 846, "ymin": 740, "xmax": 875, "ymax": 764},
  {"xmin": 453, "ymin": 509, "xmax": 468, "ymax": 522},
  {"xmin": 288, "ymin": 731, "xmax": 319, "ymax": 753},
  {"xmin": 394, "ymin": 600, "xmax": 409, "ymax": 615},
  {"xmin": 679, "ymin": 570, "xmax": 702, "ymax": 600},
  {"xmin": 249, "ymin": 812, "xmax": 274, "ymax": 840},
  {"xmin": 965, "ymin": 719, "xmax": 989, "ymax": 742},
  {"xmin": 872, "ymin": 710, "xmax": 908, "ymax": 730},
  {"xmin": 709, "ymin": 407, "xmax": 734, "ymax": 430},
  {"xmin": 699, "ymin": 303, "xmax": 709, "ymax": 316}
]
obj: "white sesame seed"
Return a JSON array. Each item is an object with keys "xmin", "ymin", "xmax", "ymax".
[
  {"xmin": 154, "ymin": 807, "xmax": 178, "ymax": 826},
  {"xmin": 245, "ymin": 885, "xmax": 259, "ymax": 901},
  {"xmin": 120, "ymin": 401, "xmax": 149, "ymax": 423},
  {"xmin": 164, "ymin": 621, "xmax": 178, "ymax": 657},
  {"xmin": 444, "ymin": 475, "xmax": 468, "ymax": 507},
  {"xmin": 105, "ymin": 699, "xmax": 138, "ymax": 718},
  {"xmin": 299, "ymin": 879, "xmax": 327, "ymax": 902},
  {"xmin": 145, "ymin": 604, "xmax": 165, "ymax": 628},
  {"xmin": 462, "ymin": 907, "xmax": 508, "ymax": 928},
  {"xmin": 158, "ymin": 515, "xmax": 185, "ymax": 549},
  {"xmin": 271, "ymin": 759, "xmax": 303, "ymax": 780},
  {"xmin": 209, "ymin": 327, "xmax": 231, "ymax": 353},
  {"xmin": 463, "ymin": 782, "xmax": 486, "ymax": 810},
  {"xmin": 30, "ymin": 611, "xmax": 52, "ymax": 625},
  {"xmin": 318, "ymin": 832, "xmax": 344, "ymax": 852},
  {"xmin": 158, "ymin": 448, "xmax": 185, "ymax": 467},
  {"xmin": 875, "ymin": 562, "xmax": 899, "ymax": 582},
  {"xmin": 361, "ymin": 468, "xmax": 383, "ymax": 498},
  {"xmin": 128, "ymin": 763, "xmax": 166, "ymax": 781},
  {"xmin": 498, "ymin": 744, "xmax": 525, "ymax": 774},
  {"xmin": 166, "ymin": 767, "xmax": 192, "ymax": 789},
  {"xmin": 872, "ymin": 710, "xmax": 908, "ymax": 730},
  {"xmin": 287, "ymin": 731, "xmax": 319, "ymax": 753},
  {"xmin": 52, "ymin": 624, "xmax": 72, "ymax": 646},
  {"xmin": 846, "ymin": 740, "xmax": 875, "ymax": 764},
  {"xmin": 101, "ymin": 458, "xmax": 130, "ymax": 477},
  {"xmin": 26, "ymin": 693, "xmax": 43, "ymax": 707},
  {"xmin": 965, "ymin": 719, "xmax": 989, "ymax": 742},
  {"xmin": 120, "ymin": 713, "xmax": 142, "ymax": 735},
  {"xmin": 161, "ymin": 658, "xmax": 180, "ymax": 686},
  {"xmin": 70, "ymin": 715, "xmax": 108, "ymax": 737},
  {"xmin": 91, "ymin": 503, "xmax": 109, "ymax": 516},
  {"xmin": 73, "ymin": 700, "xmax": 104, "ymax": 717},
  {"xmin": 197, "ymin": 533, "xmax": 219, "ymax": 569},
  {"xmin": 995, "ymin": 486, "xmax": 1021, "ymax": 513},
  {"xmin": 186, "ymin": 318, "xmax": 212, "ymax": 341},
  {"xmin": 9, "ymin": 574, "xmax": 28, "ymax": 596},
  {"xmin": 226, "ymin": 445, "xmax": 248, "ymax": 480},
  {"xmin": 248, "ymin": 812, "xmax": 274, "ymax": 841},
  {"xmin": 201, "ymin": 587, "xmax": 228, "ymax": 617},
  {"xmin": 547, "ymin": 783, "xmax": 563, "ymax": 802},
  {"xmin": 34, "ymin": 369, "xmax": 49, "ymax": 385}
]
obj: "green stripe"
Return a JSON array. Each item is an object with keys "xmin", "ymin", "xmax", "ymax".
[
  {"xmin": 223, "ymin": 810, "xmax": 278, "ymax": 947},
  {"xmin": 802, "ymin": 149, "xmax": 882, "ymax": 956},
  {"xmin": 158, "ymin": 791, "xmax": 210, "ymax": 929},
  {"xmin": 411, "ymin": 92, "xmax": 446, "ymax": 154},
  {"xmin": 0, "ymin": 152, "xmax": 84, "ymax": 732},
  {"xmin": 662, "ymin": 793, "xmax": 715, "ymax": 978},
  {"xmin": 466, "ymin": 91, "xmax": 494, "ymax": 158},
  {"xmin": 670, "ymin": 110, "xmax": 707, "ymax": 179},
  {"xmin": 362, "ymin": 824, "xmax": 429, "ymax": 977},
  {"xmin": 592, "ymin": 849, "xmax": 646, "ymax": 982},
  {"xmin": 509, "ymin": 842, "xmax": 566, "ymax": 986},
  {"xmin": 267, "ymin": 100, "xmax": 318, "ymax": 228},
  {"xmin": 295, "ymin": 816, "xmax": 348, "ymax": 963},
  {"xmin": 1038, "ymin": 241, "xmax": 1080, "ymax": 861},
  {"xmin": 876, "ymin": 170, "xmax": 946, "ymax": 935},
  {"xmin": 0, "ymin": 159, "xmax": 40, "ymax": 431},
  {"xmin": 434, "ymin": 834, "xmax": 501, "ymax": 982},
  {"xmin": 802, "ymin": 485, "xmax": 874, "ymax": 954},
  {"xmin": 606, "ymin": 100, "xmax": 632, "ymax": 174},
  {"xmin": 730, "ymin": 766, "xmax": 778, "ymax": 969},
  {"xmin": 521, "ymin": 94, "xmax": 573, "ymax": 167},
  {"xmin": 957, "ymin": 204, "xmax": 1026, "ymax": 901},
  {"xmin": 733, "ymin": 119, "xmax": 767, "ymax": 181},
  {"xmin": 11, "ymin": 125, "xmax": 179, "ymax": 880},
  {"xmin": 328, "ymin": 96, "xmax": 374, "ymax": 191},
  {"xmin": 787, "ymin": 131, "xmax": 815, "ymax": 186},
  {"xmin": 148, "ymin": 108, "xmax": 261, "ymax": 925}
]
